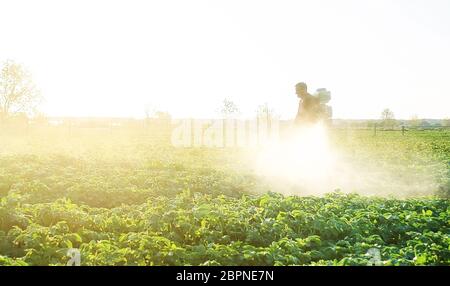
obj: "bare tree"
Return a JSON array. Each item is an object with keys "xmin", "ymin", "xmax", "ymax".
[
  {"xmin": 381, "ymin": 108, "xmax": 396, "ymax": 129},
  {"xmin": 0, "ymin": 60, "xmax": 40, "ymax": 121},
  {"xmin": 257, "ymin": 102, "xmax": 275, "ymax": 119},
  {"xmin": 381, "ymin": 108, "xmax": 394, "ymax": 120},
  {"xmin": 220, "ymin": 98, "xmax": 239, "ymax": 118}
]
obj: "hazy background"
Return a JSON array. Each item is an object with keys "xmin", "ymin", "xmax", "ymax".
[{"xmin": 1, "ymin": 0, "xmax": 449, "ymax": 119}]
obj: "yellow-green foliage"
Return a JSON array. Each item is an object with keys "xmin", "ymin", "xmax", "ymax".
[{"xmin": 0, "ymin": 128, "xmax": 449, "ymax": 265}]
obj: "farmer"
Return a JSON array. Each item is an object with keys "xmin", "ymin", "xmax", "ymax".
[{"xmin": 294, "ymin": 82, "xmax": 321, "ymax": 126}]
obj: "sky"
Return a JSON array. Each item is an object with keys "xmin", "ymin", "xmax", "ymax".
[{"xmin": 1, "ymin": 0, "xmax": 449, "ymax": 119}]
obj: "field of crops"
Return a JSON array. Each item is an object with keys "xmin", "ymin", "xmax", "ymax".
[{"xmin": 0, "ymin": 128, "xmax": 449, "ymax": 266}]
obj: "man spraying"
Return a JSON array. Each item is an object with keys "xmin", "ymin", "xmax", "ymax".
[{"xmin": 294, "ymin": 82, "xmax": 332, "ymax": 126}]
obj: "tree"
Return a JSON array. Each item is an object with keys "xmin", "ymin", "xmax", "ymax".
[
  {"xmin": 257, "ymin": 103, "xmax": 273, "ymax": 118},
  {"xmin": 442, "ymin": 118, "xmax": 450, "ymax": 127},
  {"xmin": 219, "ymin": 98, "xmax": 239, "ymax": 118},
  {"xmin": 381, "ymin": 108, "xmax": 396, "ymax": 129},
  {"xmin": 381, "ymin": 108, "xmax": 395, "ymax": 121},
  {"xmin": 421, "ymin": 120, "xmax": 431, "ymax": 128},
  {"xmin": 0, "ymin": 60, "xmax": 40, "ymax": 122}
]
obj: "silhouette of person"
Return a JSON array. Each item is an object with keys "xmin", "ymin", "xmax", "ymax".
[{"xmin": 295, "ymin": 82, "xmax": 320, "ymax": 126}]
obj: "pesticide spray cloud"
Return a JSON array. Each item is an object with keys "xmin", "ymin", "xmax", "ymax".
[
  {"xmin": 254, "ymin": 124, "xmax": 445, "ymax": 197},
  {"xmin": 255, "ymin": 123, "xmax": 334, "ymax": 191}
]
